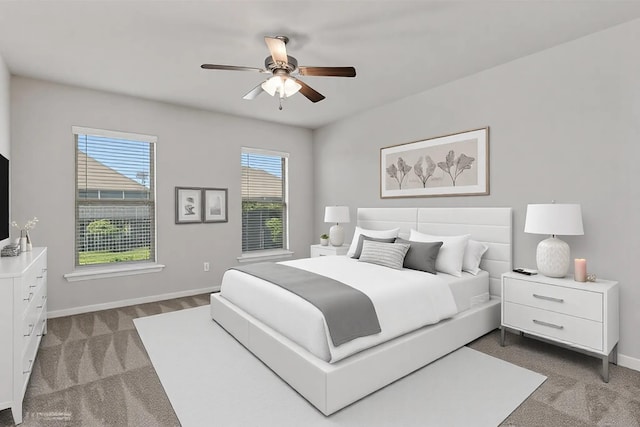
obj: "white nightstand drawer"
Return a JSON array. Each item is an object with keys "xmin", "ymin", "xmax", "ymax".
[
  {"xmin": 504, "ymin": 302, "xmax": 603, "ymax": 351},
  {"xmin": 310, "ymin": 245, "xmax": 349, "ymax": 257},
  {"xmin": 504, "ymin": 277, "xmax": 602, "ymax": 322}
]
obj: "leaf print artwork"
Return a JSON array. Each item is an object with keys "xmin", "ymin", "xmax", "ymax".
[
  {"xmin": 437, "ymin": 150, "xmax": 475, "ymax": 186},
  {"xmin": 381, "ymin": 128, "xmax": 488, "ymax": 198},
  {"xmin": 414, "ymin": 155, "xmax": 436, "ymax": 188},
  {"xmin": 386, "ymin": 157, "xmax": 412, "ymax": 189}
]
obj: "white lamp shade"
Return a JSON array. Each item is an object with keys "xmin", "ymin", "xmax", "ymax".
[
  {"xmin": 324, "ymin": 206, "xmax": 350, "ymax": 224},
  {"xmin": 261, "ymin": 76, "xmax": 302, "ymax": 98},
  {"xmin": 524, "ymin": 204, "xmax": 584, "ymax": 236}
]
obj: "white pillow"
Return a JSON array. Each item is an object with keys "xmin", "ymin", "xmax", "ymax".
[
  {"xmin": 463, "ymin": 240, "xmax": 489, "ymax": 275},
  {"xmin": 347, "ymin": 226, "xmax": 400, "ymax": 257},
  {"xmin": 409, "ymin": 229, "xmax": 470, "ymax": 277}
]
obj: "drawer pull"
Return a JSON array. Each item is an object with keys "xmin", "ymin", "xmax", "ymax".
[
  {"xmin": 23, "ymin": 359, "xmax": 34, "ymax": 374},
  {"xmin": 23, "ymin": 292, "xmax": 33, "ymax": 302},
  {"xmin": 533, "ymin": 294, "xmax": 564, "ymax": 303},
  {"xmin": 533, "ymin": 319, "xmax": 564, "ymax": 330},
  {"xmin": 37, "ymin": 295, "xmax": 47, "ymax": 309},
  {"xmin": 24, "ymin": 323, "xmax": 35, "ymax": 337},
  {"xmin": 29, "ymin": 283, "xmax": 38, "ymax": 288},
  {"xmin": 37, "ymin": 275, "xmax": 44, "ymax": 279}
]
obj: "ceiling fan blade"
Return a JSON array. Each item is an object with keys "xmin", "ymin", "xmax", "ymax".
[
  {"xmin": 298, "ymin": 66, "xmax": 356, "ymax": 77},
  {"xmin": 242, "ymin": 83, "xmax": 265, "ymax": 100},
  {"xmin": 201, "ymin": 64, "xmax": 267, "ymax": 73},
  {"xmin": 295, "ymin": 79, "xmax": 325, "ymax": 103},
  {"xmin": 264, "ymin": 36, "xmax": 288, "ymax": 65}
]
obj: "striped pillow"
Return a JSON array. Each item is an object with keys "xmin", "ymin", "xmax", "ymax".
[{"xmin": 358, "ymin": 240, "xmax": 410, "ymax": 270}]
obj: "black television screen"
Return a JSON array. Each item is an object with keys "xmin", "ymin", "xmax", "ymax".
[{"xmin": 0, "ymin": 154, "xmax": 8, "ymax": 241}]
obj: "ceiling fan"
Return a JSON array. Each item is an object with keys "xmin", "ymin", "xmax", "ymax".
[{"xmin": 201, "ymin": 36, "xmax": 356, "ymax": 109}]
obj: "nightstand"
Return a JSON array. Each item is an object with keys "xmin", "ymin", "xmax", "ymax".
[
  {"xmin": 500, "ymin": 272, "xmax": 619, "ymax": 382},
  {"xmin": 310, "ymin": 244, "xmax": 349, "ymax": 257}
]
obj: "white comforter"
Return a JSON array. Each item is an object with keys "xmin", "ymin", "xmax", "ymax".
[{"xmin": 220, "ymin": 256, "xmax": 458, "ymax": 363}]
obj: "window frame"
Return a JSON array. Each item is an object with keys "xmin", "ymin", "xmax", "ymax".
[
  {"xmin": 238, "ymin": 147, "xmax": 292, "ymax": 262},
  {"xmin": 65, "ymin": 126, "xmax": 164, "ymax": 281}
]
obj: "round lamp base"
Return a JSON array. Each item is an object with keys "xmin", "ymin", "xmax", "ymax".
[
  {"xmin": 536, "ymin": 237, "xmax": 570, "ymax": 278},
  {"xmin": 329, "ymin": 224, "xmax": 344, "ymax": 247}
]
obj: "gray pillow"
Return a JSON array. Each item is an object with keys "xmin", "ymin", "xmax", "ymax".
[
  {"xmin": 395, "ymin": 237, "xmax": 443, "ymax": 274},
  {"xmin": 358, "ymin": 240, "xmax": 410, "ymax": 270},
  {"xmin": 351, "ymin": 235, "xmax": 397, "ymax": 259}
]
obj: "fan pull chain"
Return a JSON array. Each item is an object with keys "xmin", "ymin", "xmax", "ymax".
[{"xmin": 279, "ymin": 98, "xmax": 283, "ymax": 110}]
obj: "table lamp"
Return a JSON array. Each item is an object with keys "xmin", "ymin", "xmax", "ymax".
[
  {"xmin": 524, "ymin": 203, "xmax": 584, "ymax": 277},
  {"xmin": 324, "ymin": 206, "xmax": 350, "ymax": 247}
]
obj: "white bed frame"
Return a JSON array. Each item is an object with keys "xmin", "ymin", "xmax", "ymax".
[{"xmin": 210, "ymin": 207, "xmax": 512, "ymax": 415}]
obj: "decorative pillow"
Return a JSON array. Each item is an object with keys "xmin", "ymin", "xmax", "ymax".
[
  {"xmin": 351, "ymin": 235, "xmax": 397, "ymax": 259},
  {"xmin": 358, "ymin": 240, "xmax": 410, "ymax": 270},
  {"xmin": 395, "ymin": 237, "xmax": 443, "ymax": 274},
  {"xmin": 409, "ymin": 230, "xmax": 470, "ymax": 277},
  {"xmin": 463, "ymin": 239, "xmax": 489, "ymax": 275},
  {"xmin": 347, "ymin": 226, "xmax": 400, "ymax": 257}
]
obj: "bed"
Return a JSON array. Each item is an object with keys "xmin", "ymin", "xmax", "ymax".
[{"xmin": 210, "ymin": 207, "xmax": 512, "ymax": 415}]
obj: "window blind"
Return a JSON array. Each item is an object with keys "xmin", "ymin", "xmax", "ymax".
[
  {"xmin": 75, "ymin": 130, "xmax": 156, "ymax": 266},
  {"xmin": 241, "ymin": 149, "xmax": 288, "ymax": 252}
]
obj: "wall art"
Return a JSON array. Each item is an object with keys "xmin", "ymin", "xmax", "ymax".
[
  {"xmin": 175, "ymin": 187, "xmax": 203, "ymax": 224},
  {"xmin": 380, "ymin": 127, "xmax": 489, "ymax": 198},
  {"xmin": 203, "ymin": 188, "xmax": 228, "ymax": 223}
]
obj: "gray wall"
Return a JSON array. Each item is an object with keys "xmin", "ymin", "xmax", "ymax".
[
  {"xmin": 10, "ymin": 76, "xmax": 314, "ymax": 313},
  {"xmin": 0, "ymin": 55, "xmax": 9, "ymax": 247},
  {"xmin": 314, "ymin": 20, "xmax": 640, "ymax": 361}
]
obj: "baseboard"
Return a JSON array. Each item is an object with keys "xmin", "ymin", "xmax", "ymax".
[
  {"xmin": 47, "ymin": 285, "xmax": 220, "ymax": 318},
  {"xmin": 617, "ymin": 353, "xmax": 640, "ymax": 372}
]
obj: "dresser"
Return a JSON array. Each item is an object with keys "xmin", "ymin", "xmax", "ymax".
[
  {"xmin": 310, "ymin": 244, "xmax": 349, "ymax": 257},
  {"xmin": 0, "ymin": 248, "xmax": 48, "ymax": 425},
  {"xmin": 500, "ymin": 271, "xmax": 618, "ymax": 382}
]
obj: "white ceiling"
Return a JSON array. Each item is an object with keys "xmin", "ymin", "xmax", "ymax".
[{"xmin": 1, "ymin": 1, "xmax": 639, "ymax": 130}]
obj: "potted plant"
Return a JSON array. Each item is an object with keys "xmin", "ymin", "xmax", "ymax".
[{"xmin": 320, "ymin": 233, "xmax": 329, "ymax": 246}]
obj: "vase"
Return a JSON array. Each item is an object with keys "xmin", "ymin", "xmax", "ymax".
[
  {"xmin": 25, "ymin": 231, "xmax": 32, "ymax": 251},
  {"xmin": 19, "ymin": 236, "xmax": 27, "ymax": 253}
]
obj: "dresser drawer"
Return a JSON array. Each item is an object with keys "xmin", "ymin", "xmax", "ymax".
[
  {"xmin": 503, "ymin": 302, "xmax": 603, "ymax": 351},
  {"xmin": 504, "ymin": 277, "xmax": 602, "ymax": 321},
  {"xmin": 21, "ymin": 256, "xmax": 47, "ymax": 312},
  {"xmin": 22, "ymin": 305, "xmax": 46, "ymax": 369},
  {"xmin": 22, "ymin": 284, "xmax": 46, "ymax": 346}
]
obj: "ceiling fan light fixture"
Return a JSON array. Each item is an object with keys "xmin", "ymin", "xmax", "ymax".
[{"xmin": 261, "ymin": 75, "xmax": 301, "ymax": 98}]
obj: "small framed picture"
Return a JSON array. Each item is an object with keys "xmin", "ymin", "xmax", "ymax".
[
  {"xmin": 203, "ymin": 188, "xmax": 228, "ymax": 223},
  {"xmin": 175, "ymin": 187, "xmax": 202, "ymax": 224}
]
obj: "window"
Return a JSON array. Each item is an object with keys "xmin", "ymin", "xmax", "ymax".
[
  {"xmin": 241, "ymin": 148, "xmax": 288, "ymax": 253},
  {"xmin": 74, "ymin": 126, "xmax": 156, "ymax": 267}
]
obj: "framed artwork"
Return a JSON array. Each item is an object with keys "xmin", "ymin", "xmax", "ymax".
[
  {"xmin": 380, "ymin": 127, "xmax": 489, "ymax": 198},
  {"xmin": 175, "ymin": 187, "xmax": 203, "ymax": 224},
  {"xmin": 203, "ymin": 188, "xmax": 228, "ymax": 223}
]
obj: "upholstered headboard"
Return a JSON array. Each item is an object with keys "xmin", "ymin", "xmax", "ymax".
[{"xmin": 357, "ymin": 207, "xmax": 512, "ymax": 296}]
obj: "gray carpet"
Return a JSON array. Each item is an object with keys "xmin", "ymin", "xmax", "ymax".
[{"xmin": 1, "ymin": 293, "xmax": 638, "ymax": 426}]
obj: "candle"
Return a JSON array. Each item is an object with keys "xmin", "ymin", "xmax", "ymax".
[{"xmin": 574, "ymin": 258, "xmax": 587, "ymax": 282}]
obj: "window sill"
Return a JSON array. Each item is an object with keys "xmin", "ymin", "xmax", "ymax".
[
  {"xmin": 237, "ymin": 249, "xmax": 294, "ymax": 263},
  {"xmin": 64, "ymin": 263, "xmax": 166, "ymax": 282}
]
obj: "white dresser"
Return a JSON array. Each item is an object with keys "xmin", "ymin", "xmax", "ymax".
[
  {"xmin": 500, "ymin": 271, "xmax": 618, "ymax": 382},
  {"xmin": 0, "ymin": 248, "xmax": 48, "ymax": 425}
]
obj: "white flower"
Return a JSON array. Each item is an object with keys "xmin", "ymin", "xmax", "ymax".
[{"xmin": 11, "ymin": 217, "xmax": 38, "ymax": 231}]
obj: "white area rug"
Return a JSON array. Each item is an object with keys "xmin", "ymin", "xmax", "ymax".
[{"xmin": 134, "ymin": 306, "xmax": 546, "ymax": 427}]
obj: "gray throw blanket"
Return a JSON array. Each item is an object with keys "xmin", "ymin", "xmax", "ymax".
[{"xmin": 232, "ymin": 262, "xmax": 381, "ymax": 346}]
